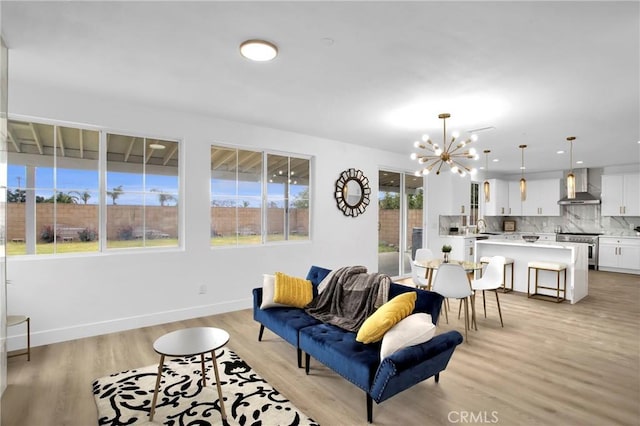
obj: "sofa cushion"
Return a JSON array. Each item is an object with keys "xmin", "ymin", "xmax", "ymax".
[
  {"xmin": 356, "ymin": 292, "xmax": 416, "ymax": 344},
  {"xmin": 260, "ymin": 274, "xmax": 289, "ymax": 309},
  {"xmin": 253, "ymin": 303, "xmax": 321, "ymax": 347},
  {"xmin": 273, "ymin": 272, "xmax": 313, "ymax": 308},
  {"xmin": 379, "ymin": 313, "xmax": 436, "ymax": 360},
  {"xmin": 299, "ymin": 323, "xmax": 381, "ymax": 391},
  {"xmin": 306, "ymin": 265, "xmax": 332, "ymax": 297}
]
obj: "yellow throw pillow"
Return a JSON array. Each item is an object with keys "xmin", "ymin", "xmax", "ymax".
[
  {"xmin": 273, "ymin": 272, "xmax": 313, "ymax": 308},
  {"xmin": 356, "ymin": 292, "xmax": 417, "ymax": 344}
]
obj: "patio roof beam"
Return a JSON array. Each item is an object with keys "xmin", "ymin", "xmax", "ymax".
[
  {"xmin": 79, "ymin": 128, "xmax": 84, "ymax": 159},
  {"xmin": 7, "ymin": 128, "xmax": 20, "ymax": 153},
  {"xmin": 29, "ymin": 122, "xmax": 44, "ymax": 155},
  {"xmin": 57, "ymin": 126, "xmax": 66, "ymax": 157},
  {"xmin": 124, "ymin": 137, "xmax": 136, "ymax": 162},
  {"xmin": 162, "ymin": 144, "xmax": 178, "ymax": 166}
]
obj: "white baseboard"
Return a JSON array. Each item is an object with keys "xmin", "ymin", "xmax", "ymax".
[{"xmin": 6, "ymin": 297, "xmax": 252, "ymax": 351}]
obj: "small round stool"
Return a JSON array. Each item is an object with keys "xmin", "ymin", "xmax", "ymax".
[
  {"xmin": 527, "ymin": 261, "xmax": 567, "ymax": 303},
  {"xmin": 480, "ymin": 256, "xmax": 514, "ymax": 293},
  {"xmin": 7, "ymin": 315, "xmax": 31, "ymax": 361}
]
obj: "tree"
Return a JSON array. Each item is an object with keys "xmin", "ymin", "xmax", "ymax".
[
  {"xmin": 42, "ymin": 192, "xmax": 78, "ymax": 204},
  {"xmin": 107, "ymin": 185, "xmax": 123, "ymax": 205},
  {"xmin": 71, "ymin": 190, "xmax": 92, "ymax": 205},
  {"xmin": 291, "ymin": 188, "xmax": 309, "ymax": 209},
  {"xmin": 7, "ymin": 189, "xmax": 26, "ymax": 203},
  {"xmin": 379, "ymin": 192, "xmax": 400, "ymax": 209},
  {"xmin": 151, "ymin": 189, "xmax": 176, "ymax": 207}
]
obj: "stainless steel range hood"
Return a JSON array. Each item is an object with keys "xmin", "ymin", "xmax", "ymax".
[{"xmin": 558, "ymin": 168, "xmax": 601, "ymax": 205}]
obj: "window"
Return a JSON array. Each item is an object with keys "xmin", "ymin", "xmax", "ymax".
[
  {"xmin": 210, "ymin": 146, "xmax": 310, "ymax": 246},
  {"xmin": 6, "ymin": 118, "xmax": 180, "ymax": 255},
  {"xmin": 106, "ymin": 133, "xmax": 179, "ymax": 249}
]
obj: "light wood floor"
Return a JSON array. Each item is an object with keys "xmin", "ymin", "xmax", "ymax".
[{"xmin": 2, "ymin": 270, "xmax": 639, "ymax": 426}]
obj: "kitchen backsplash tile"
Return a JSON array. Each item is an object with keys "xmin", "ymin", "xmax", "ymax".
[{"xmin": 440, "ymin": 204, "xmax": 639, "ymax": 236}]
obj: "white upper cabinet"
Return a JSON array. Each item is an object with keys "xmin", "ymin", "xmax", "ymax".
[
  {"xmin": 601, "ymin": 173, "xmax": 640, "ymax": 216},
  {"xmin": 507, "ymin": 180, "xmax": 522, "ymax": 216},
  {"xmin": 449, "ymin": 177, "xmax": 471, "ymax": 215},
  {"xmin": 521, "ymin": 179, "xmax": 561, "ymax": 216},
  {"xmin": 483, "ymin": 179, "xmax": 509, "ymax": 216}
]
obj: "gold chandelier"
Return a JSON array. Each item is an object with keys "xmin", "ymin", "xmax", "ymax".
[
  {"xmin": 411, "ymin": 113, "xmax": 478, "ymax": 177},
  {"xmin": 519, "ymin": 144, "xmax": 527, "ymax": 201},
  {"xmin": 483, "ymin": 149, "xmax": 491, "ymax": 202},
  {"xmin": 566, "ymin": 136, "xmax": 576, "ymax": 199}
]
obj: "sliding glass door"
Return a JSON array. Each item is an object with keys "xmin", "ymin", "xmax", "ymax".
[{"xmin": 378, "ymin": 170, "xmax": 423, "ymax": 278}]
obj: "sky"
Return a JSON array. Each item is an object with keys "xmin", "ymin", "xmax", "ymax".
[{"xmin": 8, "ymin": 165, "xmax": 307, "ymax": 207}]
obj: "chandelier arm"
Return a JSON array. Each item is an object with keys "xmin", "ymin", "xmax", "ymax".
[{"xmin": 450, "ymin": 159, "xmax": 472, "ymax": 173}]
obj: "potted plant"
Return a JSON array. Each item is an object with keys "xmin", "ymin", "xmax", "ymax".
[{"xmin": 441, "ymin": 244, "xmax": 452, "ymax": 263}]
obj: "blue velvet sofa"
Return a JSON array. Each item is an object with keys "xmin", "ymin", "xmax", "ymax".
[{"xmin": 252, "ymin": 265, "xmax": 463, "ymax": 423}]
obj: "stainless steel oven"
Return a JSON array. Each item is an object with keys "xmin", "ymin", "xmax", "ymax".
[{"xmin": 556, "ymin": 233, "xmax": 600, "ymax": 269}]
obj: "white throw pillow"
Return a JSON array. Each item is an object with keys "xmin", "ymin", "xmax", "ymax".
[
  {"xmin": 380, "ymin": 313, "xmax": 436, "ymax": 360},
  {"xmin": 260, "ymin": 274, "xmax": 288, "ymax": 309}
]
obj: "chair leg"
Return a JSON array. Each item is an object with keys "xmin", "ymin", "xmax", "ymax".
[
  {"xmin": 470, "ymin": 295, "xmax": 478, "ymax": 331},
  {"xmin": 482, "ymin": 290, "xmax": 487, "ymax": 318},
  {"xmin": 305, "ymin": 354, "xmax": 311, "ymax": 375},
  {"xmin": 458, "ymin": 299, "xmax": 462, "ymax": 319},
  {"xmin": 441, "ymin": 298, "xmax": 449, "ymax": 324},
  {"xmin": 495, "ymin": 290, "xmax": 504, "ymax": 327},
  {"xmin": 297, "ymin": 348, "xmax": 302, "ymax": 368},
  {"xmin": 463, "ymin": 298, "xmax": 469, "ymax": 342},
  {"xmin": 366, "ymin": 394, "xmax": 373, "ymax": 423},
  {"xmin": 26, "ymin": 318, "xmax": 31, "ymax": 361}
]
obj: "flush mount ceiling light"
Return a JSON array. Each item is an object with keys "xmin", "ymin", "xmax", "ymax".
[
  {"xmin": 240, "ymin": 39, "xmax": 278, "ymax": 61},
  {"xmin": 149, "ymin": 143, "xmax": 165, "ymax": 150},
  {"xmin": 566, "ymin": 136, "xmax": 577, "ymax": 199},
  {"xmin": 411, "ymin": 113, "xmax": 479, "ymax": 177}
]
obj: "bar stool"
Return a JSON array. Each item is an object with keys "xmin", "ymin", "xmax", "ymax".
[
  {"xmin": 7, "ymin": 315, "xmax": 31, "ymax": 361},
  {"xmin": 480, "ymin": 256, "xmax": 514, "ymax": 293},
  {"xmin": 527, "ymin": 261, "xmax": 567, "ymax": 303}
]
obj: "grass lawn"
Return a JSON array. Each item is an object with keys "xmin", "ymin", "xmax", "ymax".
[
  {"xmin": 7, "ymin": 238, "xmax": 179, "ymax": 255},
  {"xmin": 7, "ymin": 233, "xmax": 310, "ymax": 255}
]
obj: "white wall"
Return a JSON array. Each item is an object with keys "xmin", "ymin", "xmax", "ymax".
[{"xmin": 5, "ymin": 81, "xmax": 417, "ymax": 349}]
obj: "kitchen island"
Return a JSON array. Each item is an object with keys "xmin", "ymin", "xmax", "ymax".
[{"xmin": 475, "ymin": 239, "xmax": 588, "ymax": 304}]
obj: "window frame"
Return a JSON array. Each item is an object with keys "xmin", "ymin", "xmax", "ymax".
[
  {"xmin": 6, "ymin": 114, "xmax": 183, "ymax": 257},
  {"xmin": 210, "ymin": 143, "xmax": 312, "ymax": 248}
]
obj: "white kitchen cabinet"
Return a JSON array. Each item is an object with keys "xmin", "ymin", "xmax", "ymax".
[
  {"xmin": 601, "ymin": 173, "xmax": 640, "ymax": 216},
  {"xmin": 440, "ymin": 236, "xmax": 479, "ymax": 263},
  {"xmin": 450, "ymin": 178, "xmax": 471, "ymax": 215},
  {"xmin": 598, "ymin": 237, "xmax": 640, "ymax": 274},
  {"xmin": 521, "ymin": 179, "xmax": 561, "ymax": 216},
  {"xmin": 507, "ymin": 180, "xmax": 522, "ymax": 216},
  {"xmin": 483, "ymin": 179, "xmax": 509, "ymax": 216}
]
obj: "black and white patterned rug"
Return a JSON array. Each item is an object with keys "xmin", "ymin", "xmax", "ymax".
[{"xmin": 92, "ymin": 347, "xmax": 319, "ymax": 425}]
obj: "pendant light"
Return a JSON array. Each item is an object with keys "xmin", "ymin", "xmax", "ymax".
[
  {"xmin": 566, "ymin": 136, "xmax": 576, "ymax": 199},
  {"xmin": 519, "ymin": 144, "xmax": 527, "ymax": 201},
  {"xmin": 483, "ymin": 149, "xmax": 491, "ymax": 202}
]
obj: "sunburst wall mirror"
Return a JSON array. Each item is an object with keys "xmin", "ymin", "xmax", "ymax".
[{"xmin": 334, "ymin": 168, "xmax": 371, "ymax": 217}]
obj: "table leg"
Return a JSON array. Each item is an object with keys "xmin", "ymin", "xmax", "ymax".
[
  {"xmin": 210, "ymin": 350, "xmax": 227, "ymax": 421},
  {"xmin": 200, "ymin": 353, "xmax": 207, "ymax": 387},
  {"xmin": 149, "ymin": 354, "xmax": 165, "ymax": 421}
]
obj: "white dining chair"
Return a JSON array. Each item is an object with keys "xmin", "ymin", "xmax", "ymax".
[
  {"xmin": 431, "ymin": 263, "xmax": 475, "ymax": 342},
  {"xmin": 410, "ymin": 248, "xmax": 434, "ymax": 288},
  {"xmin": 471, "ymin": 255, "xmax": 506, "ymax": 327}
]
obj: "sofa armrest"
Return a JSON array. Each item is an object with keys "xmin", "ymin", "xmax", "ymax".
[
  {"xmin": 369, "ymin": 330, "xmax": 463, "ymax": 403},
  {"xmin": 252, "ymin": 287, "xmax": 263, "ymax": 310}
]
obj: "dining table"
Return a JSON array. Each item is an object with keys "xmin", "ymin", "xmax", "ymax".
[{"xmin": 414, "ymin": 258, "xmax": 484, "ymax": 291}]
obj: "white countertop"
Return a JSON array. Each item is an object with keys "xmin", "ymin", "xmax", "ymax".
[{"xmin": 476, "ymin": 239, "xmax": 584, "ymax": 249}]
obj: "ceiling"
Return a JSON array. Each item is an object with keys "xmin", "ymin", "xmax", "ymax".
[{"xmin": 2, "ymin": 1, "xmax": 639, "ymax": 176}]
